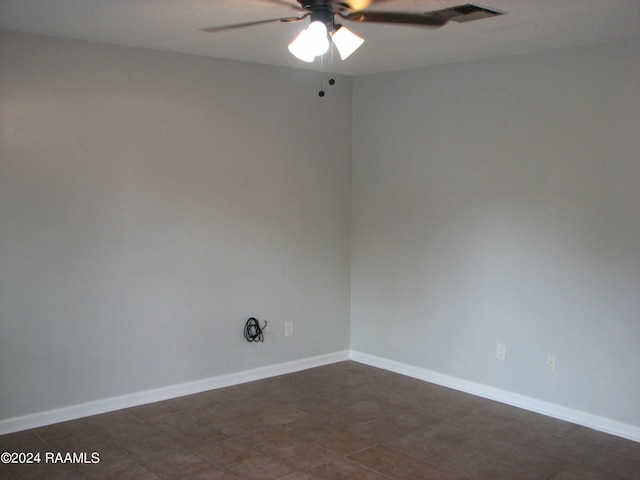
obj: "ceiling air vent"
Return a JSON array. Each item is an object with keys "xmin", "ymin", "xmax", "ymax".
[{"xmin": 430, "ymin": 3, "xmax": 506, "ymax": 23}]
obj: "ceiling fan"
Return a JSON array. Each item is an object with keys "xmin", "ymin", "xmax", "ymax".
[{"xmin": 201, "ymin": 1, "xmax": 505, "ymax": 63}]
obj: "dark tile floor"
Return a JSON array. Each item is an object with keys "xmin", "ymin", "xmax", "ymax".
[{"xmin": 1, "ymin": 361, "xmax": 639, "ymax": 479}]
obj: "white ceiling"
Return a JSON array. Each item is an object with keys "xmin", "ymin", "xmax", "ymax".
[{"xmin": 1, "ymin": 0, "xmax": 639, "ymax": 76}]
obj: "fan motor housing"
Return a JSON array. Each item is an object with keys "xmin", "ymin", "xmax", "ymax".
[{"xmin": 310, "ymin": 9, "xmax": 334, "ymax": 27}]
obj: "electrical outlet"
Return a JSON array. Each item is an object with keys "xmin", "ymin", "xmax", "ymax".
[
  {"xmin": 496, "ymin": 343, "xmax": 506, "ymax": 361},
  {"xmin": 285, "ymin": 321, "xmax": 294, "ymax": 337},
  {"xmin": 546, "ymin": 354, "xmax": 557, "ymax": 371}
]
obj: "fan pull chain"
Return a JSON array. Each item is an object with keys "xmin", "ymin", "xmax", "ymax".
[
  {"xmin": 329, "ymin": 35, "xmax": 336, "ymax": 82},
  {"xmin": 318, "ymin": 43, "xmax": 336, "ymax": 98},
  {"xmin": 319, "ymin": 54, "xmax": 325, "ymax": 97}
]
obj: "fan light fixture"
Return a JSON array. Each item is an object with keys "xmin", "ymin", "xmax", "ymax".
[
  {"xmin": 288, "ymin": 21, "xmax": 330, "ymax": 62},
  {"xmin": 288, "ymin": 21, "xmax": 364, "ymax": 63},
  {"xmin": 202, "ymin": 3, "xmax": 506, "ymax": 68},
  {"xmin": 331, "ymin": 25, "xmax": 364, "ymax": 60}
]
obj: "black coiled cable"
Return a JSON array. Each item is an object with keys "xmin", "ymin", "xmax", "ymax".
[{"xmin": 244, "ymin": 317, "xmax": 267, "ymax": 342}]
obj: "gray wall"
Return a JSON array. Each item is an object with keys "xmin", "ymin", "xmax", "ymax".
[
  {"xmin": 0, "ymin": 31, "xmax": 352, "ymax": 420},
  {"xmin": 2, "ymin": 28, "xmax": 639, "ymax": 432},
  {"xmin": 351, "ymin": 41, "xmax": 640, "ymax": 426}
]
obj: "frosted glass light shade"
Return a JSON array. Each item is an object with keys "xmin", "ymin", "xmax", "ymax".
[
  {"xmin": 332, "ymin": 26, "xmax": 364, "ymax": 60},
  {"xmin": 288, "ymin": 21, "xmax": 329, "ymax": 62},
  {"xmin": 288, "ymin": 31, "xmax": 314, "ymax": 62}
]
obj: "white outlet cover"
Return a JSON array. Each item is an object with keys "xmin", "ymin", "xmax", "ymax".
[
  {"xmin": 285, "ymin": 321, "xmax": 294, "ymax": 337},
  {"xmin": 547, "ymin": 354, "xmax": 557, "ymax": 370}
]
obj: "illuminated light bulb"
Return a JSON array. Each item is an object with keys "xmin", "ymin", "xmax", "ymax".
[
  {"xmin": 288, "ymin": 29, "xmax": 314, "ymax": 62},
  {"xmin": 331, "ymin": 25, "xmax": 364, "ymax": 60},
  {"xmin": 288, "ymin": 21, "xmax": 329, "ymax": 62}
]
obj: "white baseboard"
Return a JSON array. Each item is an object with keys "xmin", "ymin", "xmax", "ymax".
[
  {"xmin": 349, "ymin": 350, "xmax": 640, "ymax": 443},
  {"xmin": 4, "ymin": 349, "xmax": 638, "ymax": 443},
  {"xmin": 0, "ymin": 350, "xmax": 350, "ymax": 435}
]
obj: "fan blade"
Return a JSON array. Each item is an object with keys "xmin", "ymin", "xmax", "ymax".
[
  {"xmin": 254, "ymin": 0, "xmax": 303, "ymax": 11},
  {"xmin": 341, "ymin": 10, "xmax": 448, "ymax": 27},
  {"xmin": 331, "ymin": 0, "xmax": 371, "ymax": 11},
  {"xmin": 329, "ymin": 0, "xmax": 391, "ymax": 13},
  {"xmin": 200, "ymin": 15, "xmax": 308, "ymax": 33},
  {"xmin": 338, "ymin": 0, "xmax": 390, "ymax": 11}
]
